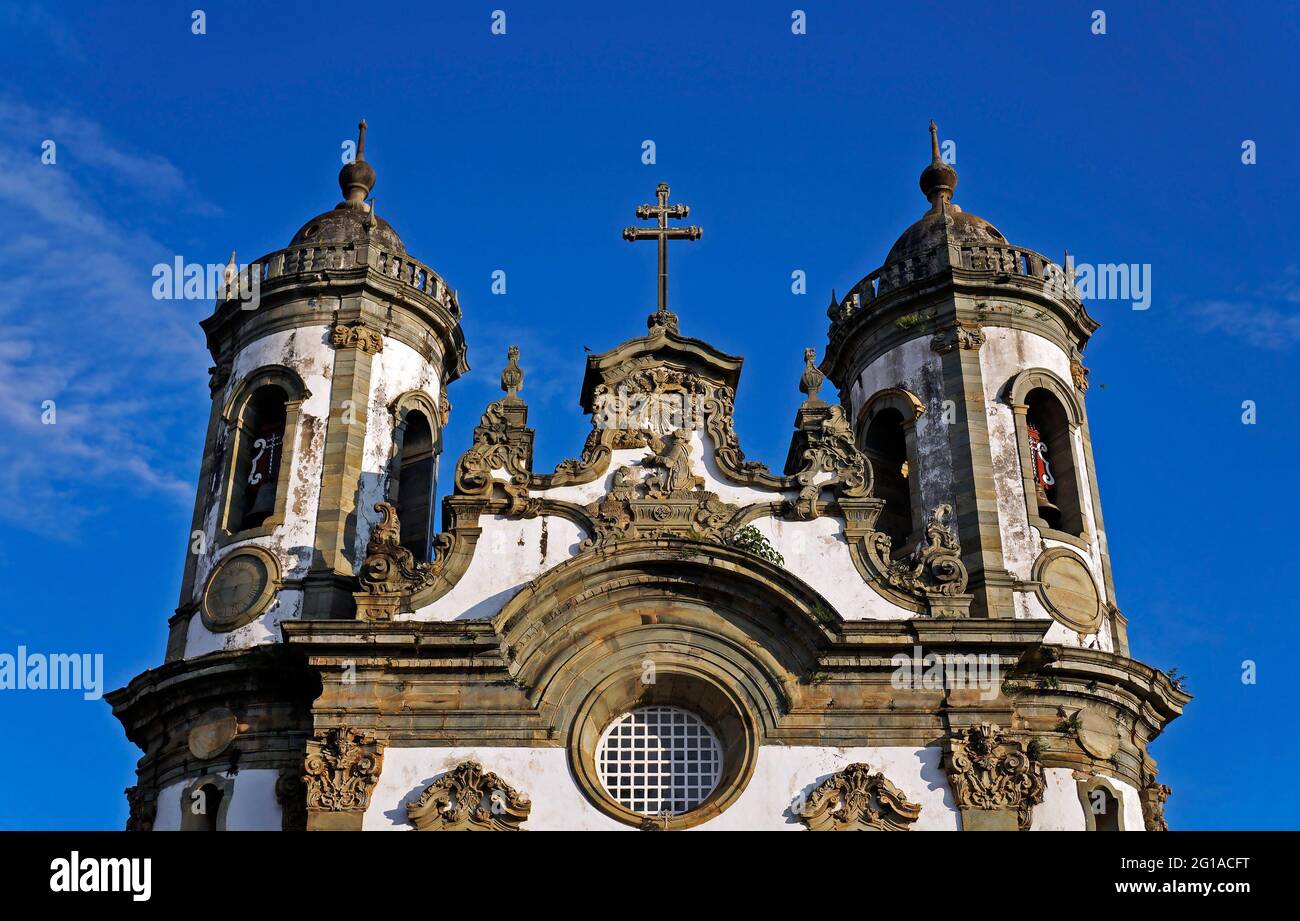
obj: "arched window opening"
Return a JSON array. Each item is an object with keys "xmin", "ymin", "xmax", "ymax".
[
  {"xmin": 862, "ymin": 408, "xmax": 913, "ymax": 551},
  {"xmin": 182, "ymin": 782, "xmax": 225, "ymax": 832},
  {"xmin": 395, "ymin": 410, "xmax": 437, "ymax": 562},
  {"xmin": 1024, "ymin": 389, "xmax": 1082, "ymax": 535},
  {"xmin": 234, "ymin": 385, "xmax": 288, "ymax": 532},
  {"xmin": 1086, "ymin": 785, "xmax": 1121, "ymax": 831}
]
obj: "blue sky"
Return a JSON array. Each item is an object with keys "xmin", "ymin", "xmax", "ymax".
[{"xmin": 0, "ymin": 0, "xmax": 1296, "ymax": 830}]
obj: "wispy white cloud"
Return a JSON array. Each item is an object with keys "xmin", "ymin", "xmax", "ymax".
[
  {"xmin": 0, "ymin": 97, "xmax": 217, "ymax": 538},
  {"xmin": 1191, "ymin": 272, "xmax": 1300, "ymax": 349}
]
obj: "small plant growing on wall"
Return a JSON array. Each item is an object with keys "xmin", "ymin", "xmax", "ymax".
[
  {"xmin": 729, "ymin": 525, "xmax": 785, "ymax": 566},
  {"xmin": 1165, "ymin": 667, "xmax": 1188, "ymax": 691}
]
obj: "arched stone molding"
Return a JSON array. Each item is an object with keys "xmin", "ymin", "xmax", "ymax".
[
  {"xmin": 857, "ymin": 387, "xmax": 926, "ymax": 548},
  {"xmin": 216, "ymin": 364, "xmax": 310, "ymax": 546},
  {"xmin": 1076, "ymin": 774, "xmax": 1126, "ymax": 831},
  {"xmin": 179, "ymin": 774, "xmax": 235, "ymax": 831},
  {"xmin": 491, "ymin": 538, "xmax": 835, "ymax": 828},
  {"xmin": 1002, "ymin": 367, "xmax": 1092, "ymax": 550},
  {"xmin": 387, "ymin": 388, "xmax": 444, "ymax": 464}
]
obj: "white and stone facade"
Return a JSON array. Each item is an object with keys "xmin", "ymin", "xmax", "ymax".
[{"xmin": 110, "ymin": 125, "xmax": 1186, "ymax": 833}]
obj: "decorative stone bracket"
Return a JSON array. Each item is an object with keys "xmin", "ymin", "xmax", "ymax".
[
  {"xmin": 304, "ymin": 725, "xmax": 384, "ymax": 830},
  {"xmin": 799, "ymin": 763, "xmax": 922, "ymax": 831},
  {"xmin": 354, "ymin": 502, "xmax": 448, "ymax": 620},
  {"xmin": 944, "ymin": 722, "xmax": 1045, "ymax": 830},
  {"xmin": 407, "ymin": 760, "xmax": 532, "ymax": 831}
]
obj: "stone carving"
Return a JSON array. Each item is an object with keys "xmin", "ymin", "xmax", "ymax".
[
  {"xmin": 1070, "ymin": 357, "xmax": 1090, "ymax": 393},
  {"xmin": 125, "ymin": 785, "xmax": 155, "ymax": 832},
  {"xmin": 304, "ymin": 726, "xmax": 384, "ymax": 814},
  {"xmin": 786, "ymin": 404, "xmax": 870, "ymax": 519},
  {"xmin": 799, "ymin": 763, "xmax": 922, "ymax": 831},
  {"xmin": 407, "ymin": 760, "xmax": 532, "ymax": 831},
  {"xmin": 582, "ymin": 433, "xmax": 739, "ymax": 551},
  {"xmin": 354, "ymin": 502, "xmax": 446, "ymax": 619},
  {"xmin": 1139, "ymin": 757, "xmax": 1171, "ymax": 832},
  {"xmin": 275, "ymin": 767, "xmax": 307, "ymax": 831},
  {"xmin": 331, "ymin": 321, "xmax": 384, "ymax": 354},
  {"xmin": 944, "ymin": 722, "xmax": 1045, "ymax": 830},
  {"xmin": 501, "ymin": 344, "xmax": 524, "ymax": 398},
  {"xmin": 874, "ymin": 503, "xmax": 969, "ymax": 599},
  {"xmin": 930, "ymin": 319, "xmax": 986, "ymax": 354},
  {"xmin": 207, "ymin": 361, "xmax": 231, "ymax": 395},
  {"xmin": 799, "ymin": 347, "xmax": 825, "ymax": 402}
]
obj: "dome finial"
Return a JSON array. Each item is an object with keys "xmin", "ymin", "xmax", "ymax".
[
  {"xmin": 338, "ymin": 118, "xmax": 377, "ymax": 208},
  {"xmin": 919, "ymin": 119, "xmax": 957, "ymax": 211}
]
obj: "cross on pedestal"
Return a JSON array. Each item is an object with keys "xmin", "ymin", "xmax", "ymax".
[{"xmin": 622, "ymin": 183, "xmax": 702, "ymax": 313}]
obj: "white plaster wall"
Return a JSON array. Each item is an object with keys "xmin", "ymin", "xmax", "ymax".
[
  {"xmin": 1031, "ymin": 768, "xmax": 1143, "ymax": 831},
  {"xmin": 406, "ymin": 515, "xmax": 586, "ymax": 621},
  {"xmin": 150, "ymin": 769, "xmax": 281, "ymax": 831},
  {"xmin": 979, "ymin": 327, "xmax": 1111, "ymax": 649},
  {"xmin": 184, "ymin": 588, "xmax": 303, "ymax": 658},
  {"xmin": 848, "ymin": 336, "xmax": 956, "ymax": 538},
  {"xmin": 184, "ymin": 325, "xmax": 334, "ymax": 659},
  {"xmin": 353, "ymin": 335, "xmax": 443, "ymax": 573},
  {"xmin": 419, "ymin": 426, "xmax": 916, "ymax": 623},
  {"xmin": 746, "ymin": 514, "xmax": 915, "ymax": 620},
  {"xmin": 364, "ymin": 745, "xmax": 957, "ymax": 831}
]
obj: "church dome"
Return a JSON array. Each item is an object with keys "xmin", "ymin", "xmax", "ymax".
[
  {"xmin": 288, "ymin": 120, "xmax": 406, "ymax": 253},
  {"xmin": 884, "ymin": 121, "xmax": 1005, "ymax": 264}
]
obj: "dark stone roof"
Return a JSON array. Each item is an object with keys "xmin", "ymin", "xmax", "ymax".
[
  {"xmin": 289, "ymin": 203, "xmax": 406, "ymax": 253},
  {"xmin": 885, "ymin": 203, "xmax": 1005, "ymax": 264}
]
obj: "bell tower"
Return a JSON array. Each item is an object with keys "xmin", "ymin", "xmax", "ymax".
[
  {"xmin": 168, "ymin": 120, "xmax": 468, "ymax": 658},
  {"xmin": 822, "ymin": 123, "xmax": 1121, "ymax": 649}
]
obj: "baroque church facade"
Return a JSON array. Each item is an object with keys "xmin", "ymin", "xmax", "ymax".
[{"xmin": 109, "ymin": 123, "xmax": 1188, "ymax": 832}]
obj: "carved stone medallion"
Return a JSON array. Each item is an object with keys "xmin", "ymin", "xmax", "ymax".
[
  {"xmin": 799, "ymin": 763, "xmax": 922, "ymax": 831},
  {"xmin": 187, "ymin": 707, "xmax": 240, "ymax": 759},
  {"xmin": 1033, "ymin": 548, "xmax": 1102, "ymax": 633}
]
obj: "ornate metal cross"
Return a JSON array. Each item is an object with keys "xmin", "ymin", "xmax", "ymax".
[{"xmin": 623, "ymin": 183, "xmax": 702, "ymax": 312}]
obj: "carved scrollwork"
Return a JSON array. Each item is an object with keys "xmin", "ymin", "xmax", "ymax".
[
  {"xmin": 580, "ymin": 431, "xmax": 740, "ymax": 552},
  {"xmin": 304, "ymin": 726, "xmax": 384, "ymax": 814},
  {"xmin": 407, "ymin": 760, "xmax": 532, "ymax": 831},
  {"xmin": 944, "ymin": 722, "xmax": 1045, "ymax": 830},
  {"xmin": 1139, "ymin": 756, "xmax": 1171, "ymax": 832},
  {"xmin": 930, "ymin": 319, "xmax": 985, "ymax": 354},
  {"xmin": 799, "ymin": 763, "xmax": 922, "ymax": 831},
  {"xmin": 869, "ymin": 503, "xmax": 968, "ymax": 599},
  {"xmin": 331, "ymin": 321, "xmax": 384, "ymax": 354}
]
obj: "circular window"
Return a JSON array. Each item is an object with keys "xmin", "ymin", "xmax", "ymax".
[{"xmin": 596, "ymin": 706, "xmax": 722, "ymax": 816}]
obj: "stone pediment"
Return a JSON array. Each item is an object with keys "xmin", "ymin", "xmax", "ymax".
[{"xmin": 578, "ymin": 307, "xmax": 743, "ymax": 413}]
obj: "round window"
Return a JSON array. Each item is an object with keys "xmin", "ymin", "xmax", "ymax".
[{"xmin": 595, "ymin": 706, "xmax": 723, "ymax": 816}]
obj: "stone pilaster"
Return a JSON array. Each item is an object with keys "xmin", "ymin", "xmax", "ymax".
[{"xmin": 933, "ymin": 320, "xmax": 1014, "ymax": 618}]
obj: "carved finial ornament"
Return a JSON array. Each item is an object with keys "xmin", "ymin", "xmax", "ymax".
[
  {"xmin": 501, "ymin": 345, "xmax": 524, "ymax": 399},
  {"xmin": 799, "ymin": 347, "xmax": 825, "ymax": 403}
]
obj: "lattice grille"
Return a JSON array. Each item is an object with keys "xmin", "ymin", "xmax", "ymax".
[{"xmin": 596, "ymin": 706, "xmax": 722, "ymax": 816}]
